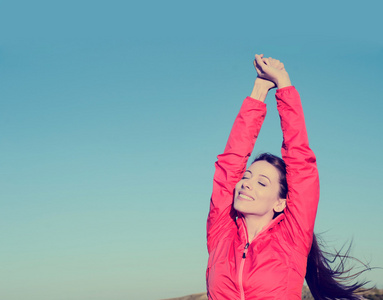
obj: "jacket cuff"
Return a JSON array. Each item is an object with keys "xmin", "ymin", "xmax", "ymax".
[
  {"xmin": 245, "ymin": 96, "xmax": 267, "ymax": 107},
  {"xmin": 276, "ymin": 85, "xmax": 295, "ymax": 93}
]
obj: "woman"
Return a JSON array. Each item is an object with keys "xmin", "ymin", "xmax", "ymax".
[{"xmin": 206, "ymin": 55, "xmax": 366, "ymax": 299}]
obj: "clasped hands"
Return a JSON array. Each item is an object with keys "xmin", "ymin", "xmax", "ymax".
[{"xmin": 253, "ymin": 54, "xmax": 292, "ymax": 90}]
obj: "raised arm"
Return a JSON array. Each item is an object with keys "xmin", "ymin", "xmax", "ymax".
[
  {"xmin": 276, "ymin": 86, "xmax": 319, "ymax": 253},
  {"xmin": 206, "ymin": 79, "xmax": 271, "ymax": 253},
  {"xmin": 255, "ymin": 54, "xmax": 320, "ymax": 252}
]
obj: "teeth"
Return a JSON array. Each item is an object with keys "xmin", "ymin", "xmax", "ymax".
[{"xmin": 240, "ymin": 194, "xmax": 253, "ymax": 200}]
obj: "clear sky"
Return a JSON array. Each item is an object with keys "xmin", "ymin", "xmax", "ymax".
[{"xmin": 1, "ymin": 1, "xmax": 382, "ymax": 299}]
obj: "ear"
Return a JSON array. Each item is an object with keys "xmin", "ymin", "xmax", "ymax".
[{"xmin": 273, "ymin": 198, "xmax": 286, "ymax": 213}]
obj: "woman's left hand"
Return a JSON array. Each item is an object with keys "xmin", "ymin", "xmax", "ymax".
[
  {"xmin": 253, "ymin": 54, "xmax": 282, "ymax": 90},
  {"xmin": 254, "ymin": 54, "xmax": 291, "ymax": 89}
]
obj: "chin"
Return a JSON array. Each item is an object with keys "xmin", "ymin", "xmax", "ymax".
[{"xmin": 233, "ymin": 201, "xmax": 250, "ymax": 214}]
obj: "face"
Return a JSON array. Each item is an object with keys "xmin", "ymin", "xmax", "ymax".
[{"xmin": 234, "ymin": 160, "xmax": 286, "ymax": 217}]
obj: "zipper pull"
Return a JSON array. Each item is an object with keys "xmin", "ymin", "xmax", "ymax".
[{"xmin": 242, "ymin": 243, "xmax": 249, "ymax": 258}]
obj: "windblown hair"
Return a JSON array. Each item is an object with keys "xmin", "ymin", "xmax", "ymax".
[
  {"xmin": 252, "ymin": 153, "xmax": 370, "ymax": 300},
  {"xmin": 306, "ymin": 235, "xmax": 370, "ymax": 300}
]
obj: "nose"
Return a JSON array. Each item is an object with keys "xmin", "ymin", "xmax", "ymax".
[{"xmin": 242, "ymin": 179, "xmax": 252, "ymax": 190}]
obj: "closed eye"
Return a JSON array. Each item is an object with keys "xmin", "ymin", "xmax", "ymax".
[
  {"xmin": 242, "ymin": 171, "xmax": 252, "ymax": 180},
  {"xmin": 258, "ymin": 181, "xmax": 266, "ymax": 187},
  {"xmin": 242, "ymin": 172, "xmax": 251, "ymax": 180}
]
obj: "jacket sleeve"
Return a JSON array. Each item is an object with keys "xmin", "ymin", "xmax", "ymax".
[
  {"xmin": 276, "ymin": 86, "xmax": 320, "ymax": 254},
  {"xmin": 207, "ymin": 97, "xmax": 267, "ymax": 254}
]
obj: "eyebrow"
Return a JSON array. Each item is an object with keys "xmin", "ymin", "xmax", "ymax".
[
  {"xmin": 244, "ymin": 171, "xmax": 270, "ymax": 183},
  {"xmin": 260, "ymin": 175, "xmax": 271, "ymax": 183},
  {"xmin": 244, "ymin": 171, "xmax": 271, "ymax": 183}
]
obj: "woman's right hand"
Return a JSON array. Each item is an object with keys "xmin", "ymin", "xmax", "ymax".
[{"xmin": 254, "ymin": 54, "xmax": 292, "ymax": 89}]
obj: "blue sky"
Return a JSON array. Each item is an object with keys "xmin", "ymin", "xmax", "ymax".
[{"xmin": 1, "ymin": 1, "xmax": 383, "ymax": 299}]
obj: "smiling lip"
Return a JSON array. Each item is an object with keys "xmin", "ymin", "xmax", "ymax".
[{"xmin": 238, "ymin": 192, "xmax": 254, "ymax": 201}]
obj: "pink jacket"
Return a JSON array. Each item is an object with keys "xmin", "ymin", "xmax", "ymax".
[{"xmin": 206, "ymin": 86, "xmax": 320, "ymax": 299}]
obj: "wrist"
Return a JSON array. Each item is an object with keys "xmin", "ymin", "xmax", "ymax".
[
  {"xmin": 250, "ymin": 79, "xmax": 270, "ymax": 102},
  {"xmin": 276, "ymin": 73, "xmax": 292, "ymax": 89}
]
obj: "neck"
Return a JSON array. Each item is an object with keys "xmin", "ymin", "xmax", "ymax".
[{"xmin": 243, "ymin": 213, "xmax": 274, "ymax": 242}]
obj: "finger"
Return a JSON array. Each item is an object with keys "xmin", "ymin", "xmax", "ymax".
[
  {"xmin": 253, "ymin": 60, "xmax": 263, "ymax": 75},
  {"xmin": 268, "ymin": 57, "xmax": 278, "ymax": 65},
  {"xmin": 263, "ymin": 58, "xmax": 270, "ymax": 66},
  {"xmin": 255, "ymin": 54, "xmax": 266, "ymax": 68}
]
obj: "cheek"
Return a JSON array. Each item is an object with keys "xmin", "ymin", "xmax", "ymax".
[
  {"xmin": 235, "ymin": 180, "xmax": 241, "ymax": 189},
  {"xmin": 261, "ymin": 191, "xmax": 278, "ymax": 204},
  {"xmin": 234, "ymin": 182, "xmax": 241, "ymax": 194},
  {"xmin": 270, "ymin": 186, "xmax": 281, "ymax": 201}
]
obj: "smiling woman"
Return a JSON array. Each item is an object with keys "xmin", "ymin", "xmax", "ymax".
[
  {"xmin": 234, "ymin": 159, "xmax": 286, "ymax": 237},
  {"xmin": 206, "ymin": 54, "xmax": 369, "ymax": 300}
]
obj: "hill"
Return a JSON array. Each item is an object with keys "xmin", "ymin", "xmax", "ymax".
[{"xmin": 161, "ymin": 286, "xmax": 383, "ymax": 300}]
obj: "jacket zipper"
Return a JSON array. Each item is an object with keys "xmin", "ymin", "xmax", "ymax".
[
  {"xmin": 237, "ymin": 214, "xmax": 282, "ymax": 299},
  {"xmin": 238, "ymin": 242, "xmax": 249, "ymax": 300}
]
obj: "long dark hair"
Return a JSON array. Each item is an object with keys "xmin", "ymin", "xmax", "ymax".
[{"xmin": 253, "ymin": 153, "xmax": 370, "ymax": 300}]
